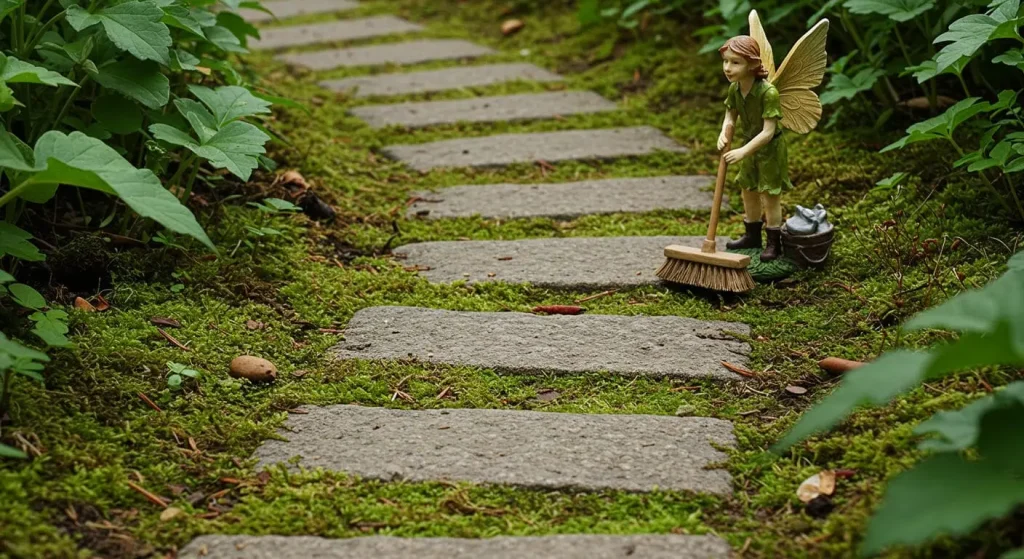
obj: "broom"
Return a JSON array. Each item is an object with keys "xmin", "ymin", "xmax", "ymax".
[{"xmin": 656, "ymin": 123, "xmax": 755, "ymax": 293}]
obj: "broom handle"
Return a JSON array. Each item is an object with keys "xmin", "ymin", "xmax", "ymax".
[{"xmin": 702, "ymin": 123, "xmax": 734, "ymax": 253}]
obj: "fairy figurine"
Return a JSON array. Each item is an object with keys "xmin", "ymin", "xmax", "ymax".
[{"xmin": 718, "ymin": 11, "xmax": 829, "ymax": 261}]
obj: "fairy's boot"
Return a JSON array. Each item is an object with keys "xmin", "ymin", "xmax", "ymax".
[
  {"xmin": 761, "ymin": 227, "xmax": 782, "ymax": 261},
  {"xmin": 726, "ymin": 221, "xmax": 763, "ymax": 250}
]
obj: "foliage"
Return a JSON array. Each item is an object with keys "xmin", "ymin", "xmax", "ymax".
[
  {"xmin": 0, "ymin": 0, "xmax": 286, "ymax": 457},
  {"xmin": 166, "ymin": 361, "xmax": 200, "ymax": 389},
  {"xmin": 777, "ymin": 251, "xmax": 1024, "ymax": 557},
  {"xmin": 0, "ymin": 332, "xmax": 49, "ymax": 458}
]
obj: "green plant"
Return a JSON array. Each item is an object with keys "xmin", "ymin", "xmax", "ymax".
[
  {"xmin": 777, "ymin": 250, "xmax": 1024, "ymax": 557},
  {"xmin": 166, "ymin": 361, "xmax": 199, "ymax": 389},
  {"xmin": 243, "ymin": 196, "xmax": 299, "ymax": 242},
  {"xmin": 0, "ymin": 332, "xmax": 49, "ymax": 459}
]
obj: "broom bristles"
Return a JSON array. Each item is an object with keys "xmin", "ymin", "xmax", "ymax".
[{"xmin": 656, "ymin": 257, "xmax": 755, "ymax": 293}]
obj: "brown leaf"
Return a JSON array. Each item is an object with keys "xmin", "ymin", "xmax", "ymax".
[
  {"xmin": 535, "ymin": 389, "xmax": 560, "ymax": 402},
  {"xmin": 278, "ymin": 170, "xmax": 310, "ymax": 190},
  {"xmin": 93, "ymin": 294, "xmax": 110, "ymax": 311},
  {"xmin": 245, "ymin": 319, "xmax": 266, "ymax": 330},
  {"xmin": 531, "ymin": 305, "xmax": 584, "ymax": 315},
  {"xmin": 74, "ymin": 297, "xmax": 97, "ymax": 312},
  {"xmin": 797, "ymin": 471, "xmax": 828, "ymax": 503},
  {"xmin": 501, "ymin": 19, "xmax": 524, "ymax": 36},
  {"xmin": 290, "ymin": 369, "xmax": 309, "ymax": 378},
  {"xmin": 159, "ymin": 507, "xmax": 184, "ymax": 522},
  {"xmin": 150, "ymin": 317, "xmax": 182, "ymax": 328}
]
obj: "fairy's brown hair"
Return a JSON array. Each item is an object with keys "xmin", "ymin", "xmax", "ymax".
[{"xmin": 719, "ymin": 36, "xmax": 769, "ymax": 79}]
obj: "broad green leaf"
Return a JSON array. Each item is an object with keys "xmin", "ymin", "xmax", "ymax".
[
  {"xmin": 174, "ymin": 98, "xmax": 218, "ymax": 142},
  {"xmin": 975, "ymin": 401, "xmax": 1024, "ymax": 471},
  {"xmin": 0, "ymin": 270, "xmax": 14, "ymax": 283},
  {"xmin": 906, "ymin": 267, "xmax": 1024, "ymax": 334},
  {"xmin": 92, "ymin": 94, "xmax": 143, "ymax": 135},
  {"xmin": 0, "ymin": 332, "xmax": 49, "ymax": 362},
  {"xmin": 0, "ymin": 127, "xmax": 37, "ymax": 172},
  {"xmin": 0, "ymin": 443, "xmax": 26, "ymax": 459},
  {"xmin": 170, "ymin": 49, "xmax": 201, "ymax": 71},
  {"xmin": 994, "ymin": 48, "xmax": 1024, "ymax": 69},
  {"xmin": 862, "ymin": 454, "xmax": 1024, "ymax": 555},
  {"xmin": 188, "ymin": 85, "xmax": 271, "ymax": 126},
  {"xmin": 30, "ymin": 310, "xmax": 70, "ymax": 347},
  {"xmin": 66, "ymin": 2, "xmax": 172, "ymax": 65},
  {"xmin": 263, "ymin": 198, "xmax": 300, "ymax": 212},
  {"xmin": 0, "ymin": 54, "xmax": 76, "ymax": 87},
  {"xmin": 8, "ymin": 283, "xmax": 46, "ymax": 309},
  {"xmin": 203, "ymin": 25, "xmax": 247, "ymax": 53},
  {"xmin": 881, "ymin": 98, "xmax": 987, "ymax": 152},
  {"xmin": 915, "ymin": 382, "xmax": 1024, "ymax": 451},
  {"xmin": 820, "ymin": 68, "xmax": 884, "ymax": 105},
  {"xmin": 192, "ymin": 121, "xmax": 269, "ymax": 180},
  {"xmin": 150, "ymin": 123, "xmax": 197, "ymax": 148},
  {"xmin": 0, "ymin": 0, "xmax": 22, "ymax": 26},
  {"xmin": 1002, "ymin": 550, "xmax": 1024, "ymax": 559},
  {"xmin": 578, "ymin": 0, "xmax": 601, "ymax": 27},
  {"xmin": 92, "ymin": 59, "xmax": 169, "ymax": 110},
  {"xmin": 31, "ymin": 131, "xmax": 214, "ymax": 249},
  {"xmin": 216, "ymin": 10, "xmax": 260, "ymax": 43},
  {"xmin": 843, "ymin": 0, "xmax": 935, "ymax": 22},
  {"xmin": 774, "ymin": 351, "xmax": 934, "ymax": 450},
  {"xmin": 161, "ymin": 5, "xmax": 206, "ymax": 36},
  {"xmin": 0, "ymin": 222, "xmax": 45, "ymax": 262}
]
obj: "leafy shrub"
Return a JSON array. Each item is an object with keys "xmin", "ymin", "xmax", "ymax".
[
  {"xmin": 0, "ymin": 0, "xmax": 286, "ymax": 456},
  {"xmin": 777, "ymin": 251, "xmax": 1024, "ymax": 557}
]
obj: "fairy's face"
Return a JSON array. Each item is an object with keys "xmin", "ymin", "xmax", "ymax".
[{"xmin": 721, "ymin": 48, "xmax": 757, "ymax": 83}]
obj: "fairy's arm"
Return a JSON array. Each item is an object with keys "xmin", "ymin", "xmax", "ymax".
[
  {"xmin": 718, "ymin": 109, "xmax": 738, "ymax": 151},
  {"xmin": 724, "ymin": 118, "xmax": 776, "ymax": 164}
]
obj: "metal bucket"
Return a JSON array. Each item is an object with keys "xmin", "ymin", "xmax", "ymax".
[{"xmin": 781, "ymin": 224, "xmax": 834, "ymax": 269}]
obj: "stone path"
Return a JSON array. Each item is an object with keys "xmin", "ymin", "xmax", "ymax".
[
  {"xmin": 384, "ymin": 127, "xmax": 687, "ymax": 171},
  {"xmin": 180, "ymin": 534, "xmax": 732, "ymax": 559},
  {"xmin": 322, "ymin": 62, "xmax": 561, "ymax": 96},
  {"xmin": 333, "ymin": 306, "xmax": 749, "ymax": 380},
  {"xmin": 284, "ymin": 39, "xmax": 494, "ymax": 71},
  {"xmin": 182, "ymin": 1, "xmax": 754, "ymax": 555},
  {"xmin": 254, "ymin": 405, "xmax": 737, "ymax": 492},
  {"xmin": 408, "ymin": 176, "xmax": 717, "ymax": 219},
  {"xmin": 351, "ymin": 91, "xmax": 617, "ymax": 128},
  {"xmin": 393, "ymin": 236, "xmax": 722, "ymax": 289},
  {"xmin": 253, "ymin": 16, "xmax": 422, "ymax": 50},
  {"xmin": 240, "ymin": 0, "xmax": 357, "ymax": 22}
]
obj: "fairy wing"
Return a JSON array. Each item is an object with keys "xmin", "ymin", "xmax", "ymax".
[
  {"xmin": 748, "ymin": 10, "xmax": 776, "ymax": 81},
  {"xmin": 771, "ymin": 19, "xmax": 829, "ymax": 134}
]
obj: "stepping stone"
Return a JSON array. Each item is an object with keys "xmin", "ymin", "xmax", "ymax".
[
  {"xmin": 252, "ymin": 16, "xmax": 422, "ymax": 50},
  {"xmin": 319, "ymin": 60, "xmax": 561, "ymax": 94},
  {"xmin": 284, "ymin": 39, "xmax": 494, "ymax": 71},
  {"xmin": 409, "ymin": 176, "xmax": 717, "ymax": 220},
  {"xmin": 179, "ymin": 534, "xmax": 732, "ymax": 558},
  {"xmin": 334, "ymin": 306, "xmax": 750, "ymax": 380},
  {"xmin": 254, "ymin": 404, "xmax": 737, "ymax": 492},
  {"xmin": 393, "ymin": 235, "xmax": 723, "ymax": 289},
  {"xmin": 351, "ymin": 91, "xmax": 617, "ymax": 129},
  {"xmin": 240, "ymin": 0, "xmax": 358, "ymax": 23},
  {"xmin": 383, "ymin": 126, "xmax": 686, "ymax": 171}
]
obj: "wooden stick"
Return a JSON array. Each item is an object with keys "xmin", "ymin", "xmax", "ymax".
[
  {"xmin": 703, "ymin": 123, "xmax": 734, "ymax": 254},
  {"xmin": 157, "ymin": 328, "xmax": 190, "ymax": 351},
  {"xmin": 137, "ymin": 392, "xmax": 163, "ymax": 412},
  {"xmin": 721, "ymin": 360, "xmax": 756, "ymax": 378},
  {"xmin": 574, "ymin": 289, "xmax": 618, "ymax": 304},
  {"xmin": 126, "ymin": 481, "xmax": 168, "ymax": 508}
]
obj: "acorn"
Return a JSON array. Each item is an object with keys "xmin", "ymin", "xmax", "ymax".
[{"xmin": 229, "ymin": 355, "xmax": 277, "ymax": 383}]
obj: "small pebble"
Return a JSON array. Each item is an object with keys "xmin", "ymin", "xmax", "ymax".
[{"xmin": 229, "ymin": 355, "xmax": 277, "ymax": 383}]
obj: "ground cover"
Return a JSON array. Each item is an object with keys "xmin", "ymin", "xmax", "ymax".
[{"xmin": 1, "ymin": 0, "xmax": 1020, "ymax": 558}]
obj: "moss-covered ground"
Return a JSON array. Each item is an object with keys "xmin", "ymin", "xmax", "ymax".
[{"xmin": 1, "ymin": 1, "xmax": 1021, "ymax": 557}]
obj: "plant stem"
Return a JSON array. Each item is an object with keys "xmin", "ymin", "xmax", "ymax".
[
  {"xmin": 0, "ymin": 369, "xmax": 11, "ymax": 417},
  {"xmin": 0, "ymin": 181, "xmax": 35, "ymax": 209},
  {"xmin": 181, "ymin": 160, "xmax": 201, "ymax": 202},
  {"xmin": 49, "ymin": 76, "xmax": 88, "ymax": 136},
  {"xmin": 23, "ymin": 9, "xmax": 66, "ymax": 56}
]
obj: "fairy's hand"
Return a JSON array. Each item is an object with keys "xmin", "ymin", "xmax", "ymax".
[
  {"xmin": 717, "ymin": 130, "xmax": 730, "ymax": 151},
  {"xmin": 724, "ymin": 148, "xmax": 747, "ymax": 164}
]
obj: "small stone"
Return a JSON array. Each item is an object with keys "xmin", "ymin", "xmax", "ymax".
[
  {"xmin": 785, "ymin": 385, "xmax": 808, "ymax": 395},
  {"xmin": 502, "ymin": 19, "xmax": 525, "ymax": 35},
  {"xmin": 229, "ymin": 356, "xmax": 277, "ymax": 383},
  {"xmin": 675, "ymin": 405, "xmax": 697, "ymax": 417}
]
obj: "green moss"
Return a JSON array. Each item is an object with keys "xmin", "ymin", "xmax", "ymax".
[{"xmin": 1, "ymin": 1, "xmax": 1020, "ymax": 558}]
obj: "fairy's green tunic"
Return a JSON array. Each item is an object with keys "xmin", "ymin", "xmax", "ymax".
[{"xmin": 724, "ymin": 80, "xmax": 793, "ymax": 196}]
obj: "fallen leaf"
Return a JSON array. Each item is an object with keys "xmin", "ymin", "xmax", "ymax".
[
  {"xmin": 899, "ymin": 95, "xmax": 955, "ymax": 110},
  {"xmin": 531, "ymin": 305, "xmax": 584, "ymax": 315},
  {"xmin": 93, "ymin": 294, "xmax": 110, "ymax": 311},
  {"xmin": 501, "ymin": 19, "xmax": 524, "ymax": 35},
  {"xmin": 150, "ymin": 317, "xmax": 182, "ymax": 328},
  {"xmin": 278, "ymin": 170, "xmax": 310, "ymax": 189},
  {"xmin": 834, "ymin": 468, "xmax": 857, "ymax": 479},
  {"xmin": 785, "ymin": 385, "xmax": 808, "ymax": 395},
  {"xmin": 74, "ymin": 297, "xmax": 97, "ymax": 312},
  {"xmin": 159, "ymin": 507, "xmax": 184, "ymax": 522},
  {"xmin": 291, "ymin": 369, "xmax": 309, "ymax": 378},
  {"xmin": 797, "ymin": 470, "xmax": 837, "ymax": 503},
  {"xmin": 245, "ymin": 320, "xmax": 266, "ymax": 330}
]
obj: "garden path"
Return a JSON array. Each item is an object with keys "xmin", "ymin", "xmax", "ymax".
[{"xmin": 181, "ymin": 3, "xmax": 748, "ymax": 556}]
